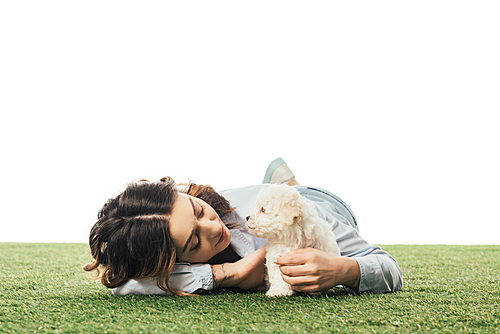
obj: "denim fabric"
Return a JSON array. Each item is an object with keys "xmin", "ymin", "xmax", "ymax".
[{"xmin": 295, "ymin": 186, "xmax": 358, "ymax": 232}]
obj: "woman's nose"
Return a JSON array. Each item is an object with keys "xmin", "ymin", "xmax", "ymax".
[{"xmin": 202, "ymin": 219, "xmax": 221, "ymax": 237}]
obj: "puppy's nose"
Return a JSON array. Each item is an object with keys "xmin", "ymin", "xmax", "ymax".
[{"xmin": 246, "ymin": 216, "xmax": 250, "ymax": 221}]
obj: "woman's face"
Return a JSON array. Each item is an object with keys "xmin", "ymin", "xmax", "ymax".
[{"xmin": 169, "ymin": 193, "xmax": 231, "ymax": 263}]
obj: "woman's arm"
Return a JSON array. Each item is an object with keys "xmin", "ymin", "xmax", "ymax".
[
  {"xmin": 112, "ymin": 247, "xmax": 266, "ymax": 296},
  {"xmin": 334, "ymin": 221, "xmax": 403, "ymax": 293},
  {"xmin": 274, "ymin": 221, "xmax": 403, "ymax": 294}
]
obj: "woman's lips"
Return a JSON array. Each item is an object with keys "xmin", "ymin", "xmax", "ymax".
[{"xmin": 216, "ymin": 225, "xmax": 226, "ymax": 246}]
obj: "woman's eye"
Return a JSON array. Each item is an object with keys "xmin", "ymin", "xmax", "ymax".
[
  {"xmin": 192, "ymin": 233, "xmax": 202, "ymax": 251},
  {"xmin": 198, "ymin": 203, "xmax": 205, "ymax": 218}
]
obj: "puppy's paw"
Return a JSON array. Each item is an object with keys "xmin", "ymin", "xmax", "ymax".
[{"xmin": 266, "ymin": 286, "xmax": 294, "ymax": 297}]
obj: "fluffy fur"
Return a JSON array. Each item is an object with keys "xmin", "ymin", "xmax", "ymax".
[{"xmin": 246, "ymin": 184, "xmax": 341, "ymax": 297}]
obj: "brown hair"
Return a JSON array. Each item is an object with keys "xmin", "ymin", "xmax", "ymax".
[{"xmin": 83, "ymin": 177, "xmax": 235, "ymax": 296}]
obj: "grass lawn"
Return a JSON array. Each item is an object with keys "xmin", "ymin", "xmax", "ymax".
[{"xmin": 0, "ymin": 243, "xmax": 498, "ymax": 333}]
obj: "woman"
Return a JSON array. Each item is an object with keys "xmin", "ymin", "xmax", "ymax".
[{"xmin": 84, "ymin": 158, "xmax": 403, "ymax": 296}]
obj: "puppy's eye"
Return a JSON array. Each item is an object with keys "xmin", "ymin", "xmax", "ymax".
[{"xmin": 260, "ymin": 208, "xmax": 266, "ymax": 213}]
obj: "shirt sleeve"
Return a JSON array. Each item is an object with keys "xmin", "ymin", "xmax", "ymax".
[
  {"xmin": 111, "ymin": 263, "xmax": 214, "ymax": 296},
  {"xmin": 332, "ymin": 219, "xmax": 404, "ymax": 294}
]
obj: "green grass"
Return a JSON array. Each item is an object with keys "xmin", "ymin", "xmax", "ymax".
[{"xmin": 1, "ymin": 244, "xmax": 499, "ymax": 333}]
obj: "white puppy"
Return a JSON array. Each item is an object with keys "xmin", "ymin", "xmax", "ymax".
[{"xmin": 246, "ymin": 184, "xmax": 341, "ymax": 297}]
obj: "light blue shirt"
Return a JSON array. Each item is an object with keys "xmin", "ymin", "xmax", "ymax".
[{"xmin": 112, "ymin": 185, "xmax": 403, "ymax": 295}]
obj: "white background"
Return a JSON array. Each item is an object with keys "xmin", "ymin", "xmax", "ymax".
[{"xmin": 1, "ymin": 1, "xmax": 499, "ymax": 245}]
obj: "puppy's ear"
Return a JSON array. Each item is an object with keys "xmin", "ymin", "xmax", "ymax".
[{"xmin": 279, "ymin": 204, "xmax": 302, "ymax": 225}]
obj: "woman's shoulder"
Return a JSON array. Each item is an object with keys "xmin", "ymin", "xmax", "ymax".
[
  {"xmin": 219, "ymin": 184, "xmax": 270, "ymax": 215},
  {"xmin": 218, "ymin": 184, "xmax": 341, "ymax": 203},
  {"xmin": 220, "ymin": 184, "xmax": 358, "ymax": 231},
  {"xmin": 218, "ymin": 184, "xmax": 270, "ymax": 199},
  {"xmin": 219, "ymin": 184, "xmax": 341, "ymax": 210},
  {"xmin": 218, "ymin": 184, "xmax": 330, "ymax": 215}
]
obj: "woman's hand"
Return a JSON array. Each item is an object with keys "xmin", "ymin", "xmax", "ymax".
[
  {"xmin": 274, "ymin": 247, "xmax": 360, "ymax": 293},
  {"xmin": 234, "ymin": 246, "xmax": 267, "ymax": 290},
  {"xmin": 211, "ymin": 246, "xmax": 267, "ymax": 290}
]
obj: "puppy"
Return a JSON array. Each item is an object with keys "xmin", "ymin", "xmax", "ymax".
[{"xmin": 246, "ymin": 184, "xmax": 340, "ymax": 297}]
